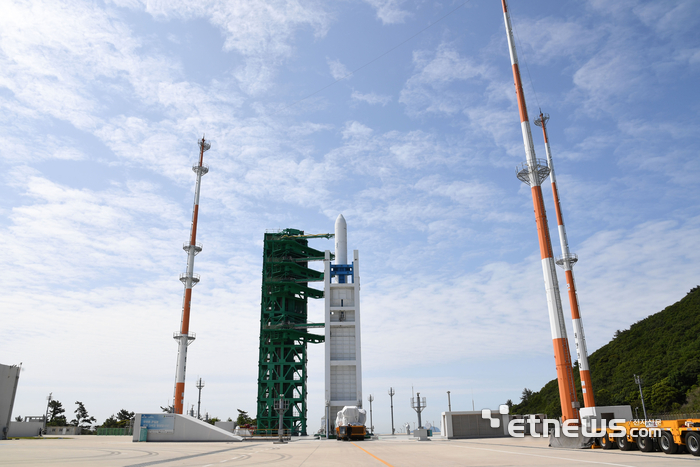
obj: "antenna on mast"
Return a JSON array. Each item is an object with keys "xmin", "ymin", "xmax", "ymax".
[{"xmin": 535, "ymin": 112, "xmax": 596, "ymax": 408}]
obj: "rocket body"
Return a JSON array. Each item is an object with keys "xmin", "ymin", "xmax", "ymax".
[{"xmin": 335, "ymin": 214, "xmax": 347, "ymax": 265}]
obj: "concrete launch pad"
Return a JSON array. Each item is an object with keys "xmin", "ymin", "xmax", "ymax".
[{"xmin": 0, "ymin": 434, "xmax": 687, "ymax": 466}]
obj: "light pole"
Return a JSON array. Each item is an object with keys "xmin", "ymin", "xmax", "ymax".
[
  {"xmin": 634, "ymin": 374, "xmax": 648, "ymax": 420},
  {"xmin": 368, "ymin": 394, "xmax": 374, "ymax": 434},
  {"xmin": 388, "ymin": 388, "xmax": 395, "ymax": 435},
  {"xmin": 447, "ymin": 391, "xmax": 452, "ymax": 412},
  {"xmin": 196, "ymin": 378, "xmax": 205, "ymax": 419},
  {"xmin": 273, "ymin": 396, "xmax": 289, "ymax": 444}
]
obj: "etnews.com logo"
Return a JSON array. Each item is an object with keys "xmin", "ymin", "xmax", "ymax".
[{"xmin": 481, "ymin": 405, "xmax": 663, "ymax": 438}]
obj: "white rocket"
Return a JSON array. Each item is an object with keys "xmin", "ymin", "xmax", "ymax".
[{"xmin": 335, "ymin": 214, "xmax": 347, "ymax": 265}]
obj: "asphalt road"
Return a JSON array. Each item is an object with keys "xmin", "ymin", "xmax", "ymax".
[{"xmin": 0, "ymin": 434, "xmax": 696, "ymax": 466}]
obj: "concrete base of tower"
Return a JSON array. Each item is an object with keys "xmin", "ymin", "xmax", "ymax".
[{"xmin": 132, "ymin": 414, "xmax": 243, "ymax": 442}]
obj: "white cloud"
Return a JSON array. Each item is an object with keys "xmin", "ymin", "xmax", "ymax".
[
  {"xmin": 633, "ymin": 0, "xmax": 700, "ymax": 38},
  {"xmin": 0, "ymin": 0, "xmax": 183, "ymax": 129},
  {"xmin": 571, "ymin": 48, "xmax": 643, "ymax": 115},
  {"xmin": 414, "ymin": 176, "xmax": 503, "ymax": 212},
  {"xmin": 0, "ymin": 172, "xmax": 184, "ymax": 286},
  {"xmin": 341, "ymin": 121, "xmax": 373, "ymax": 140},
  {"xmin": 110, "ymin": 0, "xmax": 331, "ymax": 95},
  {"xmin": 351, "ymin": 90, "xmax": 391, "ymax": 106},
  {"xmin": 363, "ymin": 0, "xmax": 411, "ymax": 24},
  {"xmin": 510, "ymin": 17, "xmax": 601, "ymax": 65},
  {"xmin": 400, "ymin": 43, "xmax": 492, "ymax": 117},
  {"xmin": 327, "ymin": 58, "xmax": 350, "ymax": 81}
]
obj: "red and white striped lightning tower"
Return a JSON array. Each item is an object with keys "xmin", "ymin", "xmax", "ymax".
[
  {"xmin": 501, "ymin": 0, "xmax": 580, "ymax": 422},
  {"xmin": 534, "ymin": 112, "xmax": 595, "ymax": 408},
  {"xmin": 173, "ymin": 136, "xmax": 210, "ymax": 415}
]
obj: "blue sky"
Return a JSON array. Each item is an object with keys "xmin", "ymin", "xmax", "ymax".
[{"xmin": 2, "ymin": 0, "xmax": 699, "ymax": 433}]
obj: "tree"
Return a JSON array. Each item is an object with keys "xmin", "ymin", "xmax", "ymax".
[
  {"xmin": 160, "ymin": 405, "xmax": 173, "ymax": 413},
  {"xmin": 15, "ymin": 416, "xmax": 23, "ymax": 422},
  {"xmin": 236, "ymin": 409, "xmax": 254, "ymax": 427},
  {"xmin": 71, "ymin": 401, "xmax": 96, "ymax": 431},
  {"xmin": 102, "ymin": 415, "xmax": 119, "ymax": 428},
  {"xmin": 116, "ymin": 409, "xmax": 135, "ymax": 427},
  {"xmin": 207, "ymin": 417, "xmax": 221, "ymax": 425},
  {"xmin": 521, "ymin": 388, "xmax": 533, "ymax": 403},
  {"xmin": 649, "ymin": 377, "xmax": 680, "ymax": 413},
  {"xmin": 47, "ymin": 400, "xmax": 67, "ymax": 426}
]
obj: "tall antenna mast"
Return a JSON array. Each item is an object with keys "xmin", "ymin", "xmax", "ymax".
[
  {"xmin": 500, "ymin": 0, "xmax": 579, "ymax": 422},
  {"xmin": 173, "ymin": 136, "xmax": 210, "ymax": 415},
  {"xmin": 535, "ymin": 112, "xmax": 595, "ymax": 408}
]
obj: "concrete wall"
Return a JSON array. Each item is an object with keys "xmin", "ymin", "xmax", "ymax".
[
  {"xmin": 133, "ymin": 414, "xmax": 243, "ymax": 442},
  {"xmin": 214, "ymin": 421, "xmax": 236, "ymax": 432},
  {"xmin": 7, "ymin": 421, "xmax": 43, "ymax": 437},
  {"xmin": 45, "ymin": 426, "xmax": 82, "ymax": 435},
  {"xmin": 441, "ymin": 411, "xmax": 509, "ymax": 439},
  {"xmin": 0, "ymin": 363, "xmax": 21, "ymax": 440}
]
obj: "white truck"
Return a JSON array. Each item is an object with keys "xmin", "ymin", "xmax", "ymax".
[{"xmin": 335, "ymin": 406, "xmax": 367, "ymax": 441}]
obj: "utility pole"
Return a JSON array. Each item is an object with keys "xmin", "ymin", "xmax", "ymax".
[
  {"xmin": 388, "ymin": 388, "xmax": 395, "ymax": 435},
  {"xmin": 634, "ymin": 375, "xmax": 648, "ymax": 420},
  {"xmin": 411, "ymin": 392, "xmax": 426, "ymax": 429},
  {"xmin": 368, "ymin": 394, "xmax": 374, "ymax": 434},
  {"xmin": 196, "ymin": 378, "xmax": 205, "ymax": 419},
  {"xmin": 447, "ymin": 391, "xmax": 452, "ymax": 412}
]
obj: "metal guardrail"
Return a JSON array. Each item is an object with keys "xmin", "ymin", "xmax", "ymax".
[{"xmin": 179, "ymin": 272, "xmax": 201, "ymax": 285}]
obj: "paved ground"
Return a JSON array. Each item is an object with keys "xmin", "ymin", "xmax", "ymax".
[{"xmin": 1, "ymin": 434, "xmax": 698, "ymax": 466}]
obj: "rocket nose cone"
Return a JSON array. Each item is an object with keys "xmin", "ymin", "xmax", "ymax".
[{"xmin": 335, "ymin": 214, "xmax": 346, "ymax": 226}]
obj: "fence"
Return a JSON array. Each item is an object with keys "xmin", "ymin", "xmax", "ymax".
[
  {"xmin": 649, "ymin": 412, "xmax": 700, "ymax": 421},
  {"xmin": 96, "ymin": 427, "xmax": 133, "ymax": 436},
  {"xmin": 240, "ymin": 428, "xmax": 292, "ymax": 440}
]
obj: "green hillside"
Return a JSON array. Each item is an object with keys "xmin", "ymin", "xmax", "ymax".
[{"xmin": 510, "ymin": 286, "xmax": 700, "ymax": 417}]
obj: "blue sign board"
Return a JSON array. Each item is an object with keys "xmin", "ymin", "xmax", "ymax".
[{"xmin": 140, "ymin": 414, "xmax": 175, "ymax": 433}]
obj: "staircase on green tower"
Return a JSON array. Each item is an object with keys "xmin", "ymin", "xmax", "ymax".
[{"xmin": 256, "ymin": 229, "xmax": 330, "ymax": 436}]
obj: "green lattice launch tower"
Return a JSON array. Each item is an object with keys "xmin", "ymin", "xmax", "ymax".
[{"xmin": 256, "ymin": 229, "xmax": 329, "ymax": 436}]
